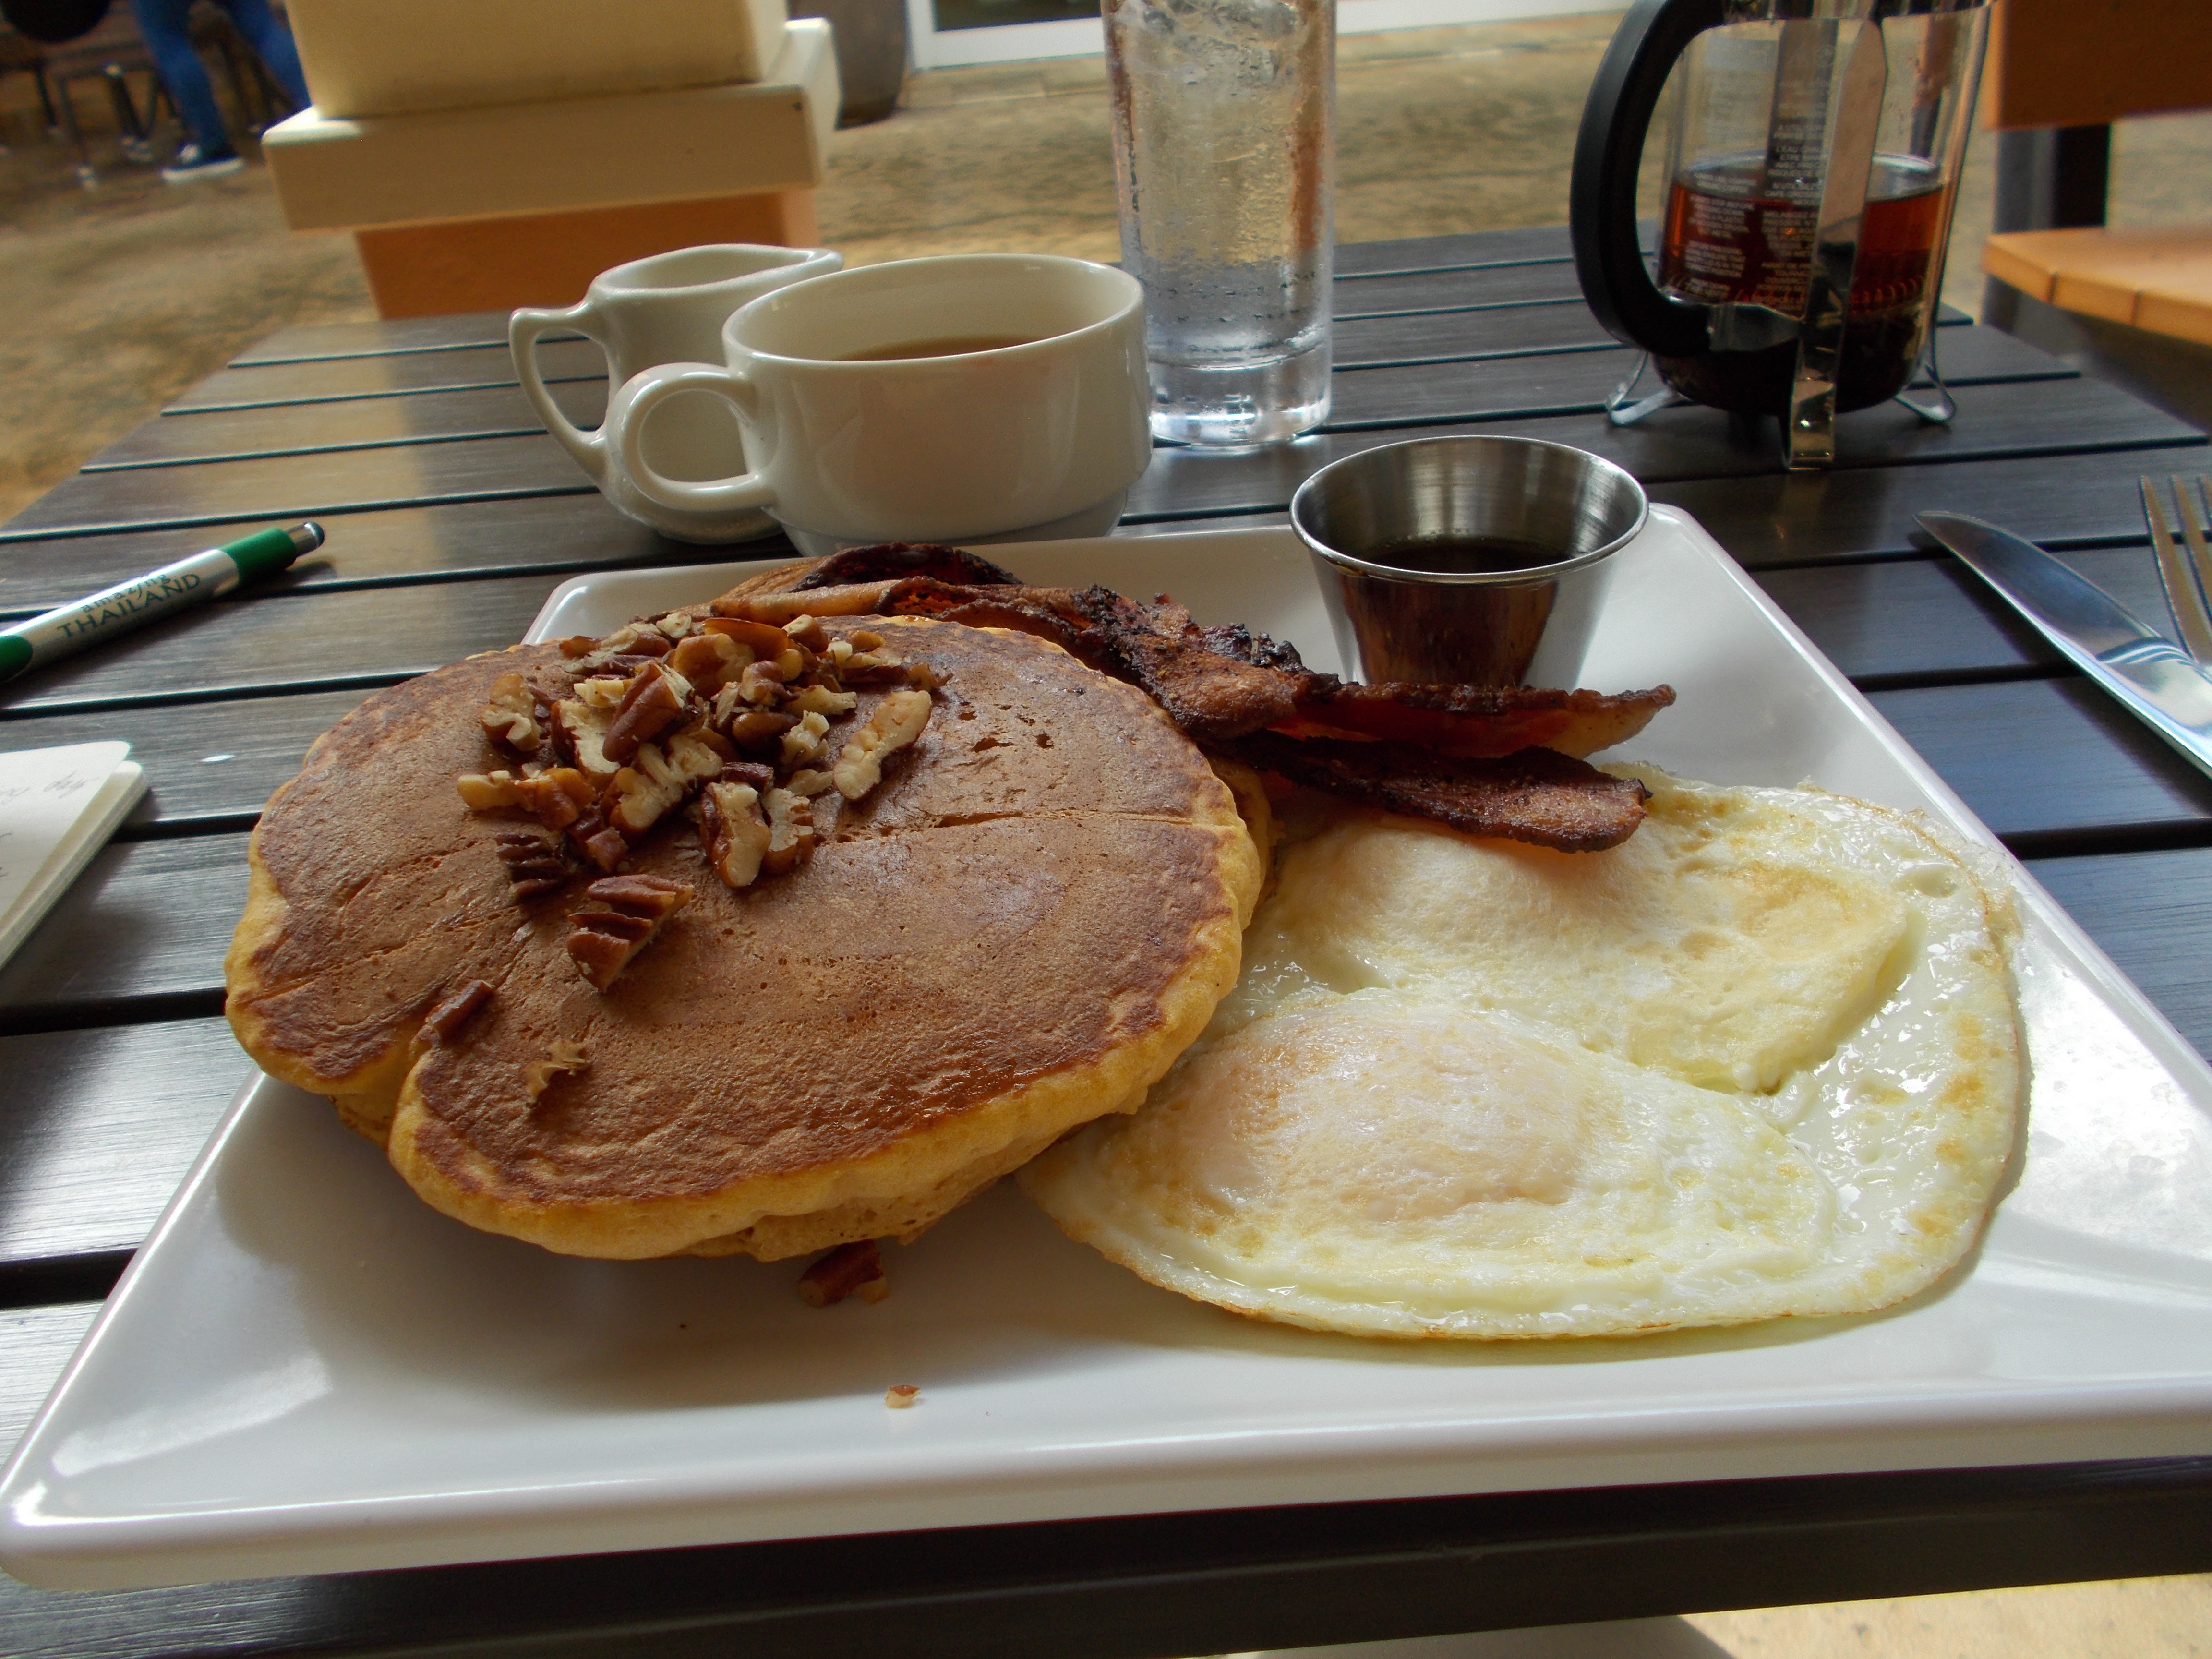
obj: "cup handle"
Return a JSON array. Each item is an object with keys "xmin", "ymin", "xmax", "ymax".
[
  {"xmin": 510, "ymin": 301, "xmax": 609, "ymax": 481},
  {"xmin": 607, "ymin": 363, "xmax": 776, "ymax": 514}
]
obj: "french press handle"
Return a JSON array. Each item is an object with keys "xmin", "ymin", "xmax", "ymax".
[{"xmin": 1569, "ymin": 0, "xmax": 1729, "ymax": 360}]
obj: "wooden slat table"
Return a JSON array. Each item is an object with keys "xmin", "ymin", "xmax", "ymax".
[{"xmin": 2, "ymin": 226, "xmax": 2209, "ymax": 1658}]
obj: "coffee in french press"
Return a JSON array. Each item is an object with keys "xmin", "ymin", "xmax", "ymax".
[{"xmin": 1570, "ymin": 0, "xmax": 1990, "ymax": 468}]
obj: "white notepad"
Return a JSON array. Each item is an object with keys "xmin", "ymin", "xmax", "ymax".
[{"xmin": 0, "ymin": 741, "xmax": 148, "ymax": 969}]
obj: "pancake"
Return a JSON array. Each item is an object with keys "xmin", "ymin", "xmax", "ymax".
[{"xmin": 227, "ymin": 616, "xmax": 1264, "ymax": 1260}]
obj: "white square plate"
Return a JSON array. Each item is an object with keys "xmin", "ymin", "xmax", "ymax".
[{"xmin": 7, "ymin": 511, "xmax": 2212, "ymax": 1591}]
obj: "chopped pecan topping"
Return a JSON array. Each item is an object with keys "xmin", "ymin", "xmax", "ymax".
[
  {"xmin": 552, "ymin": 699, "xmax": 620, "ymax": 780},
  {"xmin": 798, "ymin": 1240, "xmax": 887, "ymax": 1307},
  {"xmin": 884, "ymin": 1384, "xmax": 918, "ymax": 1407},
  {"xmin": 566, "ymin": 622, "xmax": 673, "ymax": 672},
  {"xmin": 607, "ymin": 732, "xmax": 723, "ymax": 838},
  {"xmin": 601, "ymin": 661, "xmax": 692, "ymax": 765},
  {"xmin": 833, "ymin": 688, "xmax": 934, "ymax": 801},
  {"xmin": 699, "ymin": 781, "xmax": 771, "ymax": 889},
  {"xmin": 721, "ymin": 705, "xmax": 797, "ymax": 751},
  {"xmin": 572, "ymin": 675, "xmax": 629, "ymax": 709},
  {"xmin": 494, "ymin": 828, "xmax": 577, "ymax": 899},
  {"xmin": 762, "ymin": 787, "xmax": 816, "ymax": 874},
  {"xmin": 718, "ymin": 759, "xmax": 778, "ymax": 793},
  {"xmin": 457, "ymin": 769, "xmax": 527, "ymax": 810},
  {"xmin": 700, "ymin": 617, "xmax": 792, "ymax": 659},
  {"xmin": 785, "ymin": 684, "xmax": 857, "ymax": 719},
  {"xmin": 515, "ymin": 767, "xmax": 595, "ymax": 830},
  {"xmin": 670, "ymin": 630, "xmax": 745, "ymax": 690},
  {"xmin": 734, "ymin": 659, "xmax": 789, "ymax": 707},
  {"xmin": 780, "ymin": 709, "xmax": 831, "ymax": 768},
  {"xmin": 559, "ymin": 634, "xmax": 599, "ymax": 658},
  {"xmin": 420, "ymin": 979, "xmax": 494, "ymax": 1045},
  {"xmin": 529, "ymin": 615, "xmax": 947, "ymax": 899},
  {"xmin": 481, "ymin": 672, "xmax": 543, "ymax": 753},
  {"xmin": 578, "ymin": 825, "xmax": 630, "ymax": 872},
  {"xmin": 841, "ymin": 648, "xmax": 911, "ymax": 685},
  {"xmin": 565, "ymin": 875, "xmax": 693, "ymax": 991},
  {"xmin": 523, "ymin": 1039, "xmax": 590, "ymax": 1100}
]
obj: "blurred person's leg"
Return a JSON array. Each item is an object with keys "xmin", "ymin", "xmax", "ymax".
[
  {"xmin": 130, "ymin": 0, "xmax": 233, "ymax": 159},
  {"xmin": 211, "ymin": 0, "xmax": 306, "ymax": 111}
]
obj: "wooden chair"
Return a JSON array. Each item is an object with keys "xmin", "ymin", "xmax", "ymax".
[{"xmin": 1977, "ymin": 0, "xmax": 2212, "ymax": 427}]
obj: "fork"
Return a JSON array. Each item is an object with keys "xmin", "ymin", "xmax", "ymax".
[{"xmin": 2141, "ymin": 475, "xmax": 2212, "ymax": 664}]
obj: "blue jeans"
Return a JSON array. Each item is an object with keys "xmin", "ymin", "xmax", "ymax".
[{"xmin": 130, "ymin": 0, "xmax": 309, "ymax": 156}]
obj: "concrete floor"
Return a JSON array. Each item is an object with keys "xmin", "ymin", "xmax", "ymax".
[{"xmin": 3, "ymin": 18, "xmax": 2212, "ymax": 1652}]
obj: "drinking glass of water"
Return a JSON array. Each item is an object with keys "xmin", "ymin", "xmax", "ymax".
[{"xmin": 1105, "ymin": 0, "xmax": 1335, "ymax": 447}]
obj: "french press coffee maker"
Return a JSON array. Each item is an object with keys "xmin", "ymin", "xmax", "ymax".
[{"xmin": 1570, "ymin": 0, "xmax": 1989, "ymax": 468}]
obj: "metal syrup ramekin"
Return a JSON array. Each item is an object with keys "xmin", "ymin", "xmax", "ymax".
[{"xmin": 1291, "ymin": 435, "xmax": 1649, "ymax": 686}]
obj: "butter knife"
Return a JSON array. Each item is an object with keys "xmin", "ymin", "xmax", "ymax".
[{"xmin": 1917, "ymin": 511, "xmax": 2212, "ymax": 783}]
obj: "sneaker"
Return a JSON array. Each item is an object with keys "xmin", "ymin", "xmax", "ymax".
[{"xmin": 162, "ymin": 144, "xmax": 243, "ymax": 183}]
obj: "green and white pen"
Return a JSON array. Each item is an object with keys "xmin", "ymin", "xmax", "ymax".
[{"xmin": 0, "ymin": 521, "xmax": 325, "ymax": 684}]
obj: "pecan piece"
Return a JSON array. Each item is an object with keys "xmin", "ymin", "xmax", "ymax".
[
  {"xmin": 601, "ymin": 661, "xmax": 691, "ymax": 765},
  {"xmin": 565, "ymin": 805, "xmax": 631, "ymax": 873},
  {"xmin": 699, "ymin": 780, "xmax": 771, "ymax": 889},
  {"xmin": 780, "ymin": 709, "xmax": 832, "ymax": 769},
  {"xmin": 420, "ymin": 979, "xmax": 494, "ymax": 1045},
  {"xmin": 833, "ymin": 688, "xmax": 934, "ymax": 801},
  {"xmin": 552, "ymin": 699, "xmax": 620, "ymax": 780},
  {"xmin": 480, "ymin": 672, "xmax": 543, "ymax": 753},
  {"xmin": 457, "ymin": 769, "xmax": 528, "ymax": 811},
  {"xmin": 783, "ymin": 613, "xmax": 830, "ymax": 652},
  {"xmin": 571, "ymin": 675, "xmax": 629, "ymax": 709},
  {"xmin": 565, "ymin": 875, "xmax": 693, "ymax": 992},
  {"xmin": 569, "ymin": 623, "xmax": 671, "ymax": 671},
  {"xmin": 700, "ymin": 616, "xmax": 794, "ymax": 659},
  {"xmin": 523, "ymin": 1039, "xmax": 590, "ymax": 1100},
  {"xmin": 494, "ymin": 828, "xmax": 577, "ymax": 899},
  {"xmin": 607, "ymin": 732, "xmax": 724, "ymax": 839},
  {"xmin": 785, "ymin": 684, "xmax": 857, "ymax": 719},
  {"xmin": 670, "ymin": 630, "xmax": 747, "ymax": 691},
  {"xmin": 762, "ymin": 787, "xmax": 816, "ymax": 874},
  {"xmin": 514, "ymin": 766, "xmax": 596, "ymax": 831},
  {"xmin": 798, "ymin": 1240, "xmax": 888, "ymax": 1307},
  {"xmin": 720, "ymin": 701, "xmax": 798, "ymax": 751},
  {"xmin": 733, "ymin": 658, "xmax": 789, "ymax": 707}
]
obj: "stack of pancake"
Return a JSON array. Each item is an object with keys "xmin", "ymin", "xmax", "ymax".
[{"xmin": 226, "ymin": 613, "xmax": 1264, "ymax": 1261}]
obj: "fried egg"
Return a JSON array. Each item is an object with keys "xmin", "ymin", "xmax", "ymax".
[{"xmin": 1020, "ymin": 768, "xmax": 2022, "ymax": 1339}]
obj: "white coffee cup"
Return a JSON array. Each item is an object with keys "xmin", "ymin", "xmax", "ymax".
[
  {"xmin": 510, "ymin": 243, "xmax": 843, "ymax": 543},
  {"xmin": 601, "ymin": 253, "xmax": 1152, "ymax": 556}
]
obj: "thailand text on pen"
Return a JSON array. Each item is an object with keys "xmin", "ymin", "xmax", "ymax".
[{"xmin": 0, "ymin": 522, "xmax": 325, "ymax": 684}]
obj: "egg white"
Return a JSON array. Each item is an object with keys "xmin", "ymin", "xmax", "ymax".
[{"xmin": 1021, "ymin": 769, "xmax": 2023, "ymax": 1339}]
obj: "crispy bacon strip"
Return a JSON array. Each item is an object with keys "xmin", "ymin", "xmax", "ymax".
[
  {"xmin": 1279, "ymin": 681, "xmax": 1675, "ymax": 759},
  {"xmin": 709, "ymin": 565, "xmax": 1671, "ymax": 846},
  {"xmin": 716, "ymin": 570, "xmax": 1668, "ymax": 754},
  {"xmin": 1226, "ymin": 733, "xmax": 1650, "ymax": 853}
]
